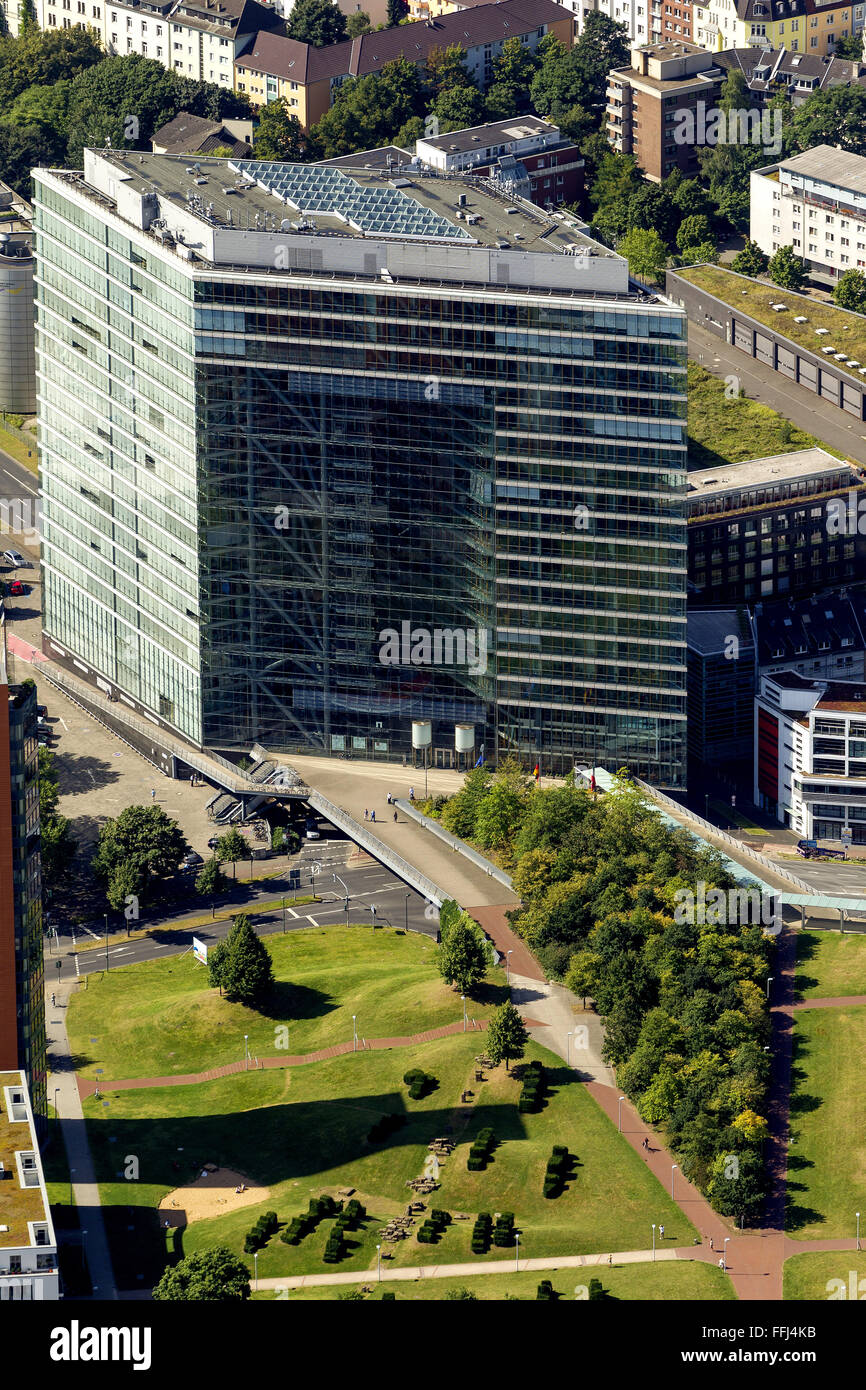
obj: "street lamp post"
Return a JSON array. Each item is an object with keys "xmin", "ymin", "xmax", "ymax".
[
  {"xmin": 376, "ymin": 1244, "xmax": 381, "ymax": 1282},
  {"xmin": 54, "ymin": 1086, "xmax": 60, "ymax": 1118},
  {"xmin": 505, "ymin": 949, "xmax": 513, "ymax": 986},
  {"xmin": 652, "ymin": 1223, "xmax": 656, "ymax": 1262},
  {"xmin": 671, "ymin": 1163, "xmax": 677, "ymax": 1198},
  {"xmin": 244, "ymin": 1035, "xmax": 249, "ymax": 1069},
  {"xmin": 461, "ymin": 995, "xmax": 467, "ymax": 1032},
  {"xmin": 515, "ymin": 1231, "xmax": 520, "ymax": 1271},
  {"xmin": 618, "ymin": 1095, "xmax": 625, "ymax": 1132},
  {"xmin": 857, "ymin": 1211, "xmax": 861, "ymax": 1252},
  {"xmin": 766, "ymin": 976, "xmax": 774, "ymax": 1000},
  {"xmin": 333, "ymin": 873, "xmax": 350, "ymax": 926},
  {"xmin": 104, "ymin": 914, "xmax": 110, "ymax": 971},
  {"xmin": 254, "ymin": 1251, "xmax": 258, "ymax": 1291},
  {"xmin": 282, "ymin": 897, "xmax": 287, "ymax": 933},
  {"xmin": 723, "ymin": 1237, "xmax": 730, "ymax": 1272},
  {"xmin": 352, "ymin": 1015, "xmax": 357, "ymax": 1052},
  {"xmin": 405, "ymin": 894, "xmax": 411, "ymax": 932}
]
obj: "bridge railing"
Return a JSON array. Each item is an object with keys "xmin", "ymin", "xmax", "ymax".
[{"xmin": 306, "ymin": 788, "xmax": 447, "ymax": 906}]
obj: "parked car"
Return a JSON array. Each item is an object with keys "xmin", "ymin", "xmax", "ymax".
[
  {"xmin": 207, "ymin": 835, "xmax": 220, "ymax": 850},
  {"xmin": 305, "ymin": 820, "xmax": 321, "ymax": 840},
  {"xmin": 7, "ymin": 579, "xmax": 28, "ymax": 597},
  {"xmin": 3, "ymin": 550, "xmax": 27, "ymax": 569},
  {"xmin": 37, "ymin": 729, "xmax": 51, "ymax": 747},
  {"xmin": 36, "ymin": 704, "xmax": 48, "ymax": 721},
  {"xmin": 182, "ymin": 851, "xmax": 204, "ymax": 870}
]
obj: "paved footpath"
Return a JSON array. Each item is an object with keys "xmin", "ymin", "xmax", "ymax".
[
  {"xmin": 76, "ymin": 1019, "xmax": 488, "ymax": 1096},
  {"xmin": 793, "ymin": 994, "xmax": 866, "ymax": 1009},
  {"xmin": 47, "ymin": 982, "xmax": 117, "ymax": 1299}
]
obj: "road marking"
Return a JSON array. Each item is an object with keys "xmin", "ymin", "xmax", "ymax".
[
  {"xmin": 306, "ymin": 915, "xmax": 319, "ymax": 925},
  {"xmin": 59, "ymin": 717, "xmax": 68, "ymax": 731}
]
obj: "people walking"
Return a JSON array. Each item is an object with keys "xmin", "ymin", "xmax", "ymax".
[
  {"xmin": 370, "ymin": 809, "xmax": 376, "ymax": 822},
  {"xmin": 364, "ymin": 808, "xmax": 369, "ymax": 820},
  {"xmin": 659, "ymin": 1224, "xmax": 665, "ymax": 1240},
  {"xmin": 409, "ymin": 786, "xmax": 415, "ymax": 801},
  {"xmin": 642, "ymin": 1136, "xmax": 649, "ymax": 1150},
  {"xmin": 387, "ymin": 792, "xmax": 392, "ymax": 805},
  {"xmin": 51, "ymin": 992, "xmax": 56, "ymax": 1007},
  {"xmin": 150, "ymin": 788, "xmax": 156, "ymax": 799}
]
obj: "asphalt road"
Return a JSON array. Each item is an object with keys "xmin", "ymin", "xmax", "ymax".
[
  {"xmin": 0, "ymin": 441, "xmax": 38, "ymax": 501},
  {"xmin": 44, "ymin": 850, "xmax": 438, "ymax": 985},
  {"xmin": 775, "ymin": 858, "xmax": 866, "ymax": 897}
]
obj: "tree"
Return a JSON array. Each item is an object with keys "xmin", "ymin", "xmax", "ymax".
[
  {"xmin": 253, "ymin": 99, "xmax": 308, "ymax": 161},
  {"xmin": 626, "ymin": 182, "xmax": 680, "ymax": 247},
  {"xmin": 677, "ymin": 239, "xmax": 718, "ymax": 267},
  {"xmin": 568, "ymin": 12, "xmax": 629, "ymax": 119},
  {"xmin": 0, "ymin": 120, "xmax": 66, "ymax": 194},
  {"xmin": 0, "ymin": 26, "xmax": 103, "ymax": 110},
  {"xmin": 731, "ymin": 240, "xmax": 768, "ymax": 277},
  {"xmin": 589, "ymin": 151, "xmax": 644, "ymax": 244},
  {"xmin": 436, "ymin": 914, "xmax": 488, "ymax": 994},
  {"xmin": 718, "ymin": 67, "xmax": 749, "ymax": 115},
  {"xmin": 386, "ymin": 0, "xmax": 408, "ymax": 23},
  {"xmin": 675, "ymin": 214, "xmax": 714, "ymax": 255},
  {"xmin": 18, "ymin": 0, "xmax": 37, "ymax": 32},
  {"xmin": 216, "ymin": 828, "xmax": 247, "ymax": 878},
  {"xmin": 346, "ymin": 10, "xmax": 371, "ymax": 37},
  {"xmin": 287, "ymin": 0, "xmax": 348, "ymax": 46},
  {"xmin": 768, "ymin": 243, "xmax": 807, "ymax": 290},
  {"xmin": 212, "ymin": 914, "xmax": 274, "ymax": 1007},
  {"xmin": 36, "ymin": 747, "xmax": 75, "ymax": 891},
  {"xmin": 833, "ymin": 267, "xmax": 866, "ymax": 313},
  {"xmin": 310, "ymin": 57, "xmax": 424, "ymax": 157},
  {"xmin": 426, "ymin": 43, "xmax": 474, "ymax": 95},
  {"xmin": 91, "ymin": 804, "xmax": 188, "ymax": 902},
  {"xmin": 696, "ymin": 138, "xmax": 769, "ymax": 233},
  {"xmin": 705, "ymin": 1149, "xmax": 766, "ymax": 1225},
  {"xmin": 434, "ymin": 83, "xmax": 484, "ymax": 132},
  {"xmin": 617, "ymin": 227, "xmax": 668, "ymax": 283},
  {"xmin": 152, "ymin": 1247, "xmax": 250, "ymax": 1301},
  {"xmin": 196, "ymin": 856, "xmax": 228, "ymax": 897},
  {"xmin": 836, "ymin": 33, "xmax": 863, "ymax": 59},
  {"xmin": 486, "ymin": 1001, "xmax": 528, "ymax": 1072},
  {"xmin": 440, "ymin": 764, "xmax": 492, "ymax": 840},
  {"xmin": 789, "ymin": 84, "xmax": 866, "ymax": 155},
  {"xmin": 484, "ymin": 36, "xmax": 539, "ymax": 120},
  {"xmin": 106, "ymin": 859, "xmax": 147, "ymax": 913}
]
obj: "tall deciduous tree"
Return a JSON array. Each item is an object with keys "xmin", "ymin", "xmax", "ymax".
[
  {"xmin": 92, "ymin": 804, "xmax": 189, "ymax": 902},
  {"xmin": 833, "ymin": 267, "xmax": 866, "ymax": 312},
  {"xmin": 253, "ymin": 99, "xmax": 308, "ymax": 161},
  {"xmin": 216, "ymin": 828, "xmax": 247, "ymax": 878},
  {"xmin": 152, "ymin": 1248, "xmax": 250, "ymax": 1301},
  {"xmin": 616, "ymin": 226, "xmax": 668, "ymax": 282},
  {"xmin": 287, "ymin": 0, "xmax": 348, "ymax": 46},
  {"xmin": 731, "ymin": 240, "xmax": 769, "ymax": 277},
  {"xmin": 435, "ymin": 913, "xmax": 489, "ymax": 994},
  {"xmin": 484, "ymin": 36, "xmax": 540, "ymax": 119},
  {"xmin": 768, "ymin": 243, "xmax": 807, "ymax": 290},
  {"xmin": 486, "ymin": 1001, "xmax": 528, "ymax": 1071}
]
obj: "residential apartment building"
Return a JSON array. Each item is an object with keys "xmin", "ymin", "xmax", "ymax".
[
  {"xmin": 608, "ymin": 41, "xmax": 726, "ymax": 182},
  {"xmin": 0, "ymin": 634, "xmax": 44, "ymax": 1125},
  {"xmin": 0, "ymin": 1073, "xmax": 58, "ymax": 1301},
  {"xmin": 574, "ymin": 0, "xmax": 692, "ymax": 45},
  {"xmin": 715, "ymin": 43, "xmax": 866, "ymax": 97},
  {"xmin": 33, "ymin": 148, "xmax": 688, "ymax": 784},
  {"xmin": 235, "ymin": 0, "xmax": 575, "ymax": 126},
  {"xmin": 413, "ymin": 116, "xmax": 584, "ymax": 207},
  {"xmin": 752, "ymin": 144, "xmax": 866, "ymax": 285},
  {"xmin": 692, "ymin": 0, "xmax": 864, "ymax": 55},
  {"xmin": 755, "ymin": 668, "xmax": 866, "ymax": 839},
  {"xmin": 687, "ymin": 448, "xmax": 866, "ymax": 603}
]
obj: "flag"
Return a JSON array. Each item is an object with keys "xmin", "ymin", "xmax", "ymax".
[
  {"xmin": 474, "ymin": 745, "xmax": 485, "ymax": 768},
  {"xmin": 533, "ymin": 763, "xmax": 540, "ymax": 781},
  {"xmin": 590, "ymin": 773, "xmax": 596, "ymax": 793}
]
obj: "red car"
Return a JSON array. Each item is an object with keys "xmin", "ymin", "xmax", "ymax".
[{"xmin": 8, "ymin": 580, "xmax": 27, "ymax": 596}]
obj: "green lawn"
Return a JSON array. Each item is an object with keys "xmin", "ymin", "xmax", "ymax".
[
  {"xmin": 67, "ymin": 924, "xmax": 508, "ymax": 1081},
  {"xmin": 786, "ymin": 1006, "xmax": 866, "ymax": 1238},
  {"xmin": 0, "ymin": 424, "xmax": 37, "ymax": 474},
  {"xmin": 81, "ymin": 1036, "xmax": 696, "ymax": 1291},
  {"xmin": 253, "ymin": 1260, "xmax": 736, "ymax": 1301},
  {"xmin": 794, "ymin": 930, "xmax": 866, "ymax": 1000},
  {"xmin": 783, "ymin": 1251, "xmax": 866, "ymax": 1301},
  {"xmin": 679, "ymin": 264, "xmax": 866, "ymax": 383},
  {"xmin": 687, "ymin": 362, "xmax": 836, "ymax": 468}
]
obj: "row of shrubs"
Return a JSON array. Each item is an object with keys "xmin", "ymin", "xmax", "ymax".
[
  {"xmin": 543, "ymin": 1145, "xmax": 571, "ymax": 1200},
  {"xmin": 467, "ymin": 1127, "xmax": 496, "ymax": 1172},
  {"xmin": 403, "ymin": 1068, "xmax": 437, "ymax": 1100},
  {"xmin": 471, "ymin": 1211, "xmax": 492, "ymax": 1254},
  {"xmin": 243, "ymin": 1210, "xmax": 278, "ymax": 1254},
  {"xmin": 280, "ymin": 1195, "xmax": 367, "ymax": 1246},
  {"xmin": 492, "ymin": 1212, "xmax": 515, "ymax": 1248},
  {"xmin": 416, "ymin": 1209, "xmax": 452, "ymax": 1244},
  {"xmin": 519, "ymin": 1060, "xmax": 546, "ymax": 1114},
  {"xmin": 323, "ymin": 1200, "xmax": 368, "ymax": 1264}
]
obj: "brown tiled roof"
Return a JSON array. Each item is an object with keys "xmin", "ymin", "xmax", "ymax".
[{"xmin": 238, "ymin": 0, "xmax": 570, "ymax": 83}]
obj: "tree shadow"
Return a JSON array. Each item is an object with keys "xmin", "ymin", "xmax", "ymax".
[
  {"xmin": 793, "ymin": 974, "xmax": 819, "ymax": 1002},
  {"xmin": 257, "ymin": 981, "xmax": 337, "ymax": 1024},
  {"xmin": 471, "ymin": 979, "xmax": 513, "ymax": 1008},
  {"xmin": 53, "ymin": 753, "xmax": 122, "ymax": 796}
]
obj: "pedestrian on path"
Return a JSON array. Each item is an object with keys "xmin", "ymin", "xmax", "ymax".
[
  {"xmin": 409, "ymin": 786, "xmax": 415, "ymax": 801},
  {"xmin": 718, "ymin": 1257, "xmax": 725, "ymax": 1270},
  {"xmin": 364, "ymin": 808, "xmax": 369, "ymax": 820},
  {"xmin": 387, "ymin": 792, "xmax": 392, "ymax": 805},
  {"xmin": 51, "ymin": 992, "xmax": 56, "ymax": 1007},
  {"xmin": 150, "ymin": 788, "xmax": 156, "ymax": 799},
  {"xmin": 709, "ymin": 1236, "xmax": 714, "ymax": 1251},
  {"xmin": 659, "ymin": 1225, "xmax": 664, "ymax": 1240},
  {"xmin": 371, "ymin": 809, "xmax": 376, "ymax": 823},
  {"xmin": 642, "ymin": 1136, "xmax": 649, "ymax": 1150}
]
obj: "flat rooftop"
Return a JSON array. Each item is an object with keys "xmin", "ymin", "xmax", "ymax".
[
  {"xmin": 777, "ymin": 143, "xmax": 866, "ymax": 196},
  {"xmin": 417, "ymin": 116, "xmax": 560, "ymax": 154},
  {"xmin": 0, "ymin": 1072, "xmax": 51, "ymax": 1250},
  {"xmin": 687, "ymin": 447, "xmax": 849, "ymax": 495},
  {"xmin": 82, "ymin": 150, "xmax": 615, "ymax": 258}
]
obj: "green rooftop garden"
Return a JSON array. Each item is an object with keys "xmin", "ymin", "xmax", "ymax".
[{"xmin": 677, "ymin": 265, "xmax": 866, "ymax": 385}]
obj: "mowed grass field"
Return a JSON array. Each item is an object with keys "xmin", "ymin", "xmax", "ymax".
[
  {"xmin": 794, "ymin": 930, "xmax": 866, "ymax": 1000},
  {"xmin": 82, "ymin": 1036, "xmax": 695, "ymax": 1291},
  {"xmin": 783, "ymin": 1252, "xmax": 866, "ymax": 1301},
  {"xmin": 253, "ymin": 1261, "xmax": 736, "ymax": 1301},
  {"xmin": 785, "ymin": 1005, "xmax": 866, "ymax": 1238},
  {"xmin": 67, "ymin": 925, "xmax": 507, "ymax": 1081}
]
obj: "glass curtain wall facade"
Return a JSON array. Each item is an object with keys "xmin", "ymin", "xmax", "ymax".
[
  {"xmin": 34, "ymin": 181, "xmax": 202, "ymax": 744},
  {"xmin": 34, "ymin": 170, "xmax": 687, "ymax": 785}
]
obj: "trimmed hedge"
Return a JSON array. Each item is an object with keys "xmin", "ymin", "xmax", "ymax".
[
  {"xmin": 471, "ymin": 1212, "xmax": 492, "ymax": 1254},
  {"xmin": 467, "ymin": 1127, "xmax": 497, "ymax": 1171},
  {"xmin": 519, "ymin": 1061, "xmax": 546, "ymax": 1114},
  {"xmin": 537, "ymin": 1279, "xmax": 554, "ymax": 1301},
  {"xmin": 492, "ymin": 1212, "xmax": 515, "ymax": 1247},
  {"xmin": 403, "ymin": 1068, "xmax": 437, "ymax": 1100}
]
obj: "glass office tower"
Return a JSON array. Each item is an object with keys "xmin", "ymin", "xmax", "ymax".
[{"xmin": 34, "ymin": 152, "xmax": 687, "ymax": 785}]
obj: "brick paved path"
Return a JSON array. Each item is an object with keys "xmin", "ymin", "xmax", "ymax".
[
  {"xmin": 793, "ymin": 994, "xmax": 866, "ymax": 1009},
  {"xmin": 77, "ymin": 1018, "xmax": 488, "ymax": 1097}
]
